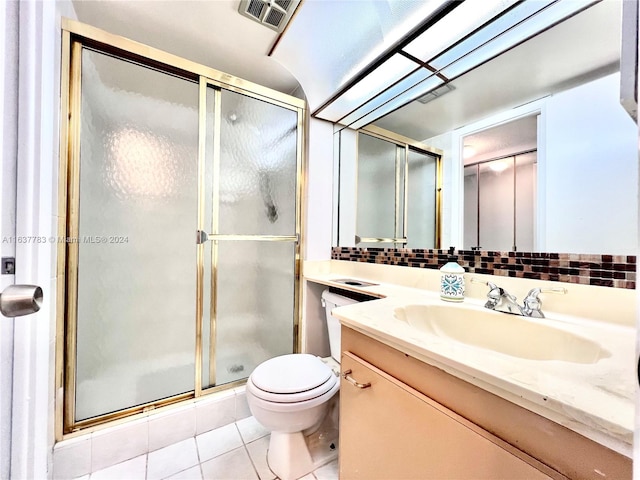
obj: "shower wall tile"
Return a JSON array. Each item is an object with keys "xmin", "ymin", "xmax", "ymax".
[
  {"xmin": 234, "ymin": 388, "xmax": 252, "ymax": 421},
  {"xmin": 91, "ymin": 417, "xmax": 148, "ymax": 472},
  {"xmin": 332, "ymin": 247, "xmax": 637, "ymax": 289},
  {"xmin": 148, "ymin": 405, "xmax": 196, "ymax": 451},
  {"xmin": 54, "ymin": 388, "xmax": 249, "ymax": 476},
  {"xmin": 52, "ymin": 436, "xmax": 91, "ymax": 480},
  {"xmin": 195, "ymin": 389, "xmax": 236, "ymax": 435}
]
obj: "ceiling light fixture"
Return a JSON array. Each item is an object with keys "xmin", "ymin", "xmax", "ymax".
[
  {"xmin": 489, "ymin": 160, "xmax": 510, "ymax": 172},
  {"xmin": 273, "ymin": 0, "xmax": 598, "ymax": 131}
]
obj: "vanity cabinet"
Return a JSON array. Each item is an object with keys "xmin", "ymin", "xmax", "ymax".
[
  {"xmin": 340, "ymin": 326, "xmax": 632, "ymax": 480},
  {"xmin": 340, "ymin": 351, "xmax": 556, "ymax": 479}
]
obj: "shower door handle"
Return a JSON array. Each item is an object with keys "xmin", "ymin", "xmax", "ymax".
[
  {"xmin": 196, "ymin": 230, "xmax": 209, "ymax": 244},
  {"xmin": 0, "ymin": 284, "xmax": 43, "ymax": 318}
]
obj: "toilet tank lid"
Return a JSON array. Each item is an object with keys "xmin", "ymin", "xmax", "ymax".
[
  {"xmin": 321, "ymin": 289, "xmax": 360, "ymax": 307},
  {"xmin": 250, "ymin": 354, "xmax": 332, "ymax": 394}
]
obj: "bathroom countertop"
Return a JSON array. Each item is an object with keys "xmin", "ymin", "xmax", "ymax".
[{"xmin": 304, "ymin": 272, "xmax": 635, "ymax": 458}]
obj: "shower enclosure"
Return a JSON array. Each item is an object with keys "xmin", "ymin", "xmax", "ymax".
[
  {"xmin": 355, "ymin": 129, "xmax": 441, "ymax": 248},
  {"xmin": 57, "ymin": 20, "xmax": 304, "ymax": 435}
]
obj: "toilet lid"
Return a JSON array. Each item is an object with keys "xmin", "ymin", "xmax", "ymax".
[{"xmin": 250, "ymin": 354, "xmax": 333, "ymax": 395}]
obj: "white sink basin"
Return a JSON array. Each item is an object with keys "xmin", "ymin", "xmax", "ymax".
[{"xmin": 394, "ymin": 304, "xmax": 610, "ymax": 364}]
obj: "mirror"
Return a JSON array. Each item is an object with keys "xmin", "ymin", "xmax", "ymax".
[
  {"xmin": 334, "ymin": 126, "xmax": 442, "ymax": 248},
  {"xmin": 334, "ymin": 0, "xmax": 638, "ymax": 255}
]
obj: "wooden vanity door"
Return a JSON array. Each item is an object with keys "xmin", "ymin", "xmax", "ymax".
[{"xmin": 339, "ymin": 352, "xmax": 558, "ymax": 480}]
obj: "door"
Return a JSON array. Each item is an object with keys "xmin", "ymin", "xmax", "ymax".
[
  {"xmin": 67, "ymin": 47, "xmax": 200, "ymax": 426},
  {"xmin": 200, "ymin": 85, "xmax": 300, "ymax": 389}
]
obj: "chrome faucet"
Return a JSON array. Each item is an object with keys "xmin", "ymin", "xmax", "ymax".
[
  {"xmin": 483, "ymin": 282, "xmax": 525, "ymax": 315},
  {"xmin": 472, "ymin": 279, "xmax": 566, "ymax": 318}
]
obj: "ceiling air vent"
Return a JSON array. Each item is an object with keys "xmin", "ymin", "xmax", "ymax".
[
  {"xmin": 239, "ymin": 0, "xmax": 300, "ymax": 33},
  {"xmin": 416, "ymin": 83, "xmax": 456, "ymax": 105}
]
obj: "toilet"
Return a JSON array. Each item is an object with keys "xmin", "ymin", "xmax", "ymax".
[{"xmin": 246, "ymin": 289, "xmax": 358, "ymax": 480}]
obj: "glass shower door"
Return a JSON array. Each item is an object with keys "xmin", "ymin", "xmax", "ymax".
[
  {"xmin": 201, "ymin": 86, "xmax": 299, "ymax": 388},
  {"xmin": 356, "ymin": 133, "xmax": 403, "ymax": 246},
  {"xmin": 73, "ymin": 49, "xmax": 198, "ymax": 422}
]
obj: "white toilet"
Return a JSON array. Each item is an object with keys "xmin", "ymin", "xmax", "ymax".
[{"xmin": 246, "ymin": 289, "xmax": 357, "ymax": 480}]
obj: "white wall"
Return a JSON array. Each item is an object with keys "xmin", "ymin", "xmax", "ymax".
[
  {"xmin": 6, "ymin": 1, "xmax": 77, "ymax": 479},
  {"xmin": 435, "ymin": 73, "xmax": 636, "ymax": 255},
  {"xmin": 0, "ymin": 2, "xmax": 19, "ymax": 479},
  {"xmin": 541, "ymin": 73, "xmax": 638, "ymax": 254},
  {"xmin": 336, "ymin": 128, "xmax": 357, "ymax": 247},
  {"xmin": 305, "ymin": 117, "xmax": 334, "ymax": 260}
]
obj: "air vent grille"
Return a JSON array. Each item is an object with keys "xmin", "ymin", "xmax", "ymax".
[
  {"xmin": 265, "ymin": 8, "xmax": 285, "ymax": 27},
  {"xmin": 275, "ymin": 0, "xmax": 291, "ymax": 10},
  {"xmin": 239, "ymin": 0, "xmax": 301, "ymax": 33},
  {"xmin": 416, "ymin": 83, "xmax": 456, "ymax": 105},
  {"xmin": 247, "ymin": 0, "xmax": 265, "ymax": 19}
]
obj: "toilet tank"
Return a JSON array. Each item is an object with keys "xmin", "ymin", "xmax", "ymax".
[{"xmin": 321, "ymin": 289, "xmax": 359, "ymax": 363}]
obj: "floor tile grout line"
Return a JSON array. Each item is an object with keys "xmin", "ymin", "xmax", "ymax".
[
  {"xmin": 194, "ymin": 433, "xmax": 205, "ymax": 480},
  {"xmin": 242, "ymin": 443, "xmax": 261, "ymax": 480}
]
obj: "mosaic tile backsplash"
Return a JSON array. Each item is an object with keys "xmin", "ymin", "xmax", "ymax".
[{"xmin": 332, "ymin": 247, "xmax": 637, "ymax": 289}]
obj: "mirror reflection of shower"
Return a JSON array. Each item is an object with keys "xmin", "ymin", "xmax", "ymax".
[{"xmin": 463, "ymin": 115, "xmax": 537, "ymax": 252}]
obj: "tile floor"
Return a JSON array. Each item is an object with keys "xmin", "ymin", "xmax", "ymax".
[{"xmin": 70, "ymin": 416, "xmax": 339, "ymax": 480}]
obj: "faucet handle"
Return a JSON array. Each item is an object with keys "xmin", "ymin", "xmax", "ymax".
[
  {"xmin": 542, "ymin": 287, "xmax": 567, "ymax": 295},
  {"xmin": 525, "ymin": 287, "xmax": 567, "ymax": 298},
  {"xmin": 523, "ymin": 287, "xmax": 567, "ymax": 318}
]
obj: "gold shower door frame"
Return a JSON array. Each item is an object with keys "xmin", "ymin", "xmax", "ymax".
[
  {"xmin": 56, "ymin": 19, "xmax": 305, "ymax": 439},
  {"xmin": 354, "ymin": 125, "xmax": 443, "ymax": 249}
]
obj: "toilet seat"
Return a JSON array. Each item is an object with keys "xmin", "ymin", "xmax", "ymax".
[{"xmin": 248, "ymin": 354, "xmax": 338, "ymax": 404}]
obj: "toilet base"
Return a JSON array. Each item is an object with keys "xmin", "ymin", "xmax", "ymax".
[
  {"xmin": 266, "ymin": 395, "xmax": 339, "ymax": 480},
  {"xmin": 268, "ymin": 431, "xmax": 314, "ymax": 480}
]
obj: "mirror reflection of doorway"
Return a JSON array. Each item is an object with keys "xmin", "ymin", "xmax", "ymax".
[{"xmin": 462, "ymin": 115, "xmax": 537, "ymax": 252}]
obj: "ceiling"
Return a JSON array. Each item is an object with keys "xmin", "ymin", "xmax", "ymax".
[
  {"xmin": 372, "ymin": 0, "xmax": 622, "ymax": 141},
  {"xmin": 71, "ymin": 0, "xmax": 300, "ymax": 95},
  {"xmin": 462, "ymin": 115, "xmax": 538, "ymax": 165},
  {"xmin": 70, "ymin": 0, "xmax": 623, "ymax": 143}
]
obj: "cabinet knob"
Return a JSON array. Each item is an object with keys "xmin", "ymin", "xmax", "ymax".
[{"xmin": 342, "ymin": 369, "xmax": 371, "ymax": 389}]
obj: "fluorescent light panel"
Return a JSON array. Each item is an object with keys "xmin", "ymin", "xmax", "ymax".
[
  {"xmin": 333, "ymin": 68, "xmax": 436, "ymax": 126},
  {"xmin": 429, "ymin": 0, "xmax": 556, "ymax": 70},
  {"xmin": 403, "ymin": 0, "xmax": 519, "ymax": 62},
  {"xmin": 349, "ymin": 76, "xmax": 444, "ymax": 130},
  {"xmin": 323, "ymin": 0, "xmax": 599, "ymax": 130},
  {"xmin": 438, "ymin": 0, "xmax": 600, "ymax": 80},
  {"xmin": 319, "ymin": 55, "xmax": 421, "ymax": 121}
]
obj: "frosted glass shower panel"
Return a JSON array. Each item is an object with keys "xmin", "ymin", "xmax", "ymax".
[
  {"xmin": 214, "ymin": 241, "xmax": 296, "ymax": 385},
  {"xmin": 75, "ymin": 50, "xmax": 198, "ymax": 421},
  {"xmin": 406, "ymin": 149, "xmax": 437, "ymax": 248},
  {"xmin": 218, "ymin": 90, "xmax": 298, "ymax": 236},
  {"xmin": 357, "ymin": 133, "xmax": 398, "ymax": 241}
]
